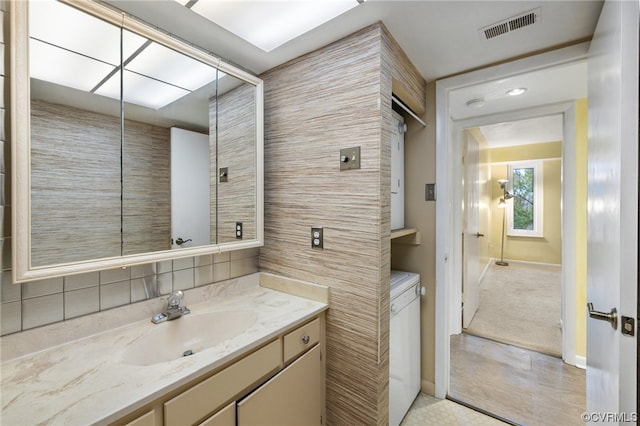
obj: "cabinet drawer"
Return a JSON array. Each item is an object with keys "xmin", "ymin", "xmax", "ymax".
[
  {"xmin": 164, "ymin": 339, "xmax": 282, "ymax": 426},
  {"xmin": 283, "ymin": 318, "xmax": 319, "ymax": 363},
  {"xmin": 124, "ymin": 410, "xmax": 157, "ymax": 426}
]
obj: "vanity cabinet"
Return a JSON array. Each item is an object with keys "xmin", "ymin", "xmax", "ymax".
[
  {"xmin": 237, "ymin": 345, "xmax": 321, "ymax": 426},
  {"xmin": 113, "ymin": 314, "xmax": 325, "ymax": 426}
]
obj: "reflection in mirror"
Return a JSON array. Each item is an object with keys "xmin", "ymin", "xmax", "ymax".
[
  {"xmin": 28, "ymin": 0, "xmax": 221, "ymax": 265},
  {"xmin": 120, "ymin": 39, "xmax": 218, "ymax": 255},
  {"xmin": 29, "ymin": 0, "xmax": 127, "ymax": 266},
  {"xmin": 16, "ymin": 0, "xmax": 263, "ymax": 281},
  {"xmin": 213, "ymin": 75, "xmax": 257, "ymax": 243}
]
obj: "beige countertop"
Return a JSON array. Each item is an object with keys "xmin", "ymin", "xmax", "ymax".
[{"xmin": 0, "ymin": 273, "xmax": 328, "ymax": 426}]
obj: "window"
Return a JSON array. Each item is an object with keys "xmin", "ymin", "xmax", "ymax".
[{"xmin": 507, "ymin": 160, "xmax": 543, "ymax": 237}]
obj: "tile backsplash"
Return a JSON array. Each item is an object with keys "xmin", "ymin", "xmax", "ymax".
[{"xmin": 0, "ymin": 248, "xmax": 258, "ymax": 336}]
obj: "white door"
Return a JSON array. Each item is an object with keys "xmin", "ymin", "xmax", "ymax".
[
  {"xmin": 586, "ymin": 0, "xmax": 638, "ymax": 419},
  {"xmin": 462, "ymin": 130, "xmax": 481, "ymax": 328},
  {"xmin": 170, "ymin": 127, "xmax": 211, "ymax": 249}
]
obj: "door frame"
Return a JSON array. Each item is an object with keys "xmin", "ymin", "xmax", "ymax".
[{"xmin": 434, "ymin": 43, "xmax": 589, "ymax": 398}]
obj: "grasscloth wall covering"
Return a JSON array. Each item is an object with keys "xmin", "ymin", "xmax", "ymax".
[
  {"xmin": 30, "ymin": 100, "xmax": 171, "ymax": 265},
  {"xmin": 211, "ymin": 83, "xmax": 257, "ymax": 243},
  {"xmin": 259, "ymin": 23, "xmax": 425, "ymax": 425}
]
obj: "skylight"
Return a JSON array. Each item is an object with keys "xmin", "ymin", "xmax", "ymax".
[
  {"xmin": 29, "ymin": 0, "xmax": 220, "ymax": 110},
  {"xmin": 183, "ymin": 0, "xmax": 362, "ymax": 52}
]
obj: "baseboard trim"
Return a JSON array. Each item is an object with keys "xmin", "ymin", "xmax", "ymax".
[
  {"xmin": 478, "ymin": 260, "xmax": 491, "ymax": 284},
  {"xmin": 421, "ymin": 380, "xmax": 436, "ymax": 396},
  {"xmin": 574, "ymin": 355, "xmax": 587, "ymax": 370},
  {"xmin": 489, "ymin": 258, "xmax": 562, "ymax": 268}
]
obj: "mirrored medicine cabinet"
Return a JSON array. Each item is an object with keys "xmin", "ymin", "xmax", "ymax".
[{"xmin": 11, "ymin": 0, "xmax": 264, "ymax": 282}]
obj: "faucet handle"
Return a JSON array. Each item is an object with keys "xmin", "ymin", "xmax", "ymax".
[{"xmin": 167, "ymin": 290, "xmax": 184, "ymax": 308}]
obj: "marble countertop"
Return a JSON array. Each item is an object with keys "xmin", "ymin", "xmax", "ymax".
[{"xmin": 0, "ymin": 273, "xmax": 328, "ymax": 426}]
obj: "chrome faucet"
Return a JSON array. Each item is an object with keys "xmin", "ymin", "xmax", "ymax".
[{"xmin": 151, "ymin": 290, "xmax": 191, "ymax": 324}]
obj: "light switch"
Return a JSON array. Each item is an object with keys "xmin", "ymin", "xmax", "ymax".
[
  {"xmin": 425, "ymin": 183, "xmax": 436, "ymax": 201},
  {"xmin": 340, "ymin": 147, "xmax": 361, "ymax": 171},
  {"xmin": 219, "ymin": 167, "xmax": 229, "ymax": 183}
]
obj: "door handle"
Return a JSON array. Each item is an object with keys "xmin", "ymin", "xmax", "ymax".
[
  {"xmin": 587, "ymin": 303, "xmax": 618, "ymax": 329},
  {"xmin": 475, "ymin": 232, "xmax": 485, "ymax": 238}
]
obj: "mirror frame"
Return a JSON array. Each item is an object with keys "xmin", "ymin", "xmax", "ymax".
[{"xmin": 11, "ymin": 0, "xmax": 264, "ymax": 282}]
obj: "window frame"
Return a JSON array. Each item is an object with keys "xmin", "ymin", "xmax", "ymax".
[{"xmin": 506, "ymin": 160, "xmax": 544, "ymax": 237}]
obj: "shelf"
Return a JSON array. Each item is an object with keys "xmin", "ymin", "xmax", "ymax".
[{"xmin": 390, "ymin": 227, "xmax": 420, "ymax": 245}]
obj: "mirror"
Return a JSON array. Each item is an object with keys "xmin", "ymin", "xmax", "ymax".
[{"xmin": 12, "ymin": 0, "xmax": 263, "ymax": 281}]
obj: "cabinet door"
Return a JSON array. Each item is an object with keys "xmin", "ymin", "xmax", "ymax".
[
  {"xmin": 237, "ymin": 345, "xmax": 321, "ymax": 426},
  {"xmin": 199, "ymin": 402, "xmax": 235, "ymax": 426}
]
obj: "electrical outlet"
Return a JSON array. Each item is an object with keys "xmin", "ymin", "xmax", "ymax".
[
  {"xmin": 311, "ymin": 227, "xmax": 323, "ymax": 249},
  {"xmin": 235, "ymin": 222, "xmax": 243, "ymax": 239}
]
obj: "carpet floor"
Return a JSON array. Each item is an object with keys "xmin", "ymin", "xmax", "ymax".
[{"xmin": 465, "ymin": 261, "xmax": 562, "ymax": 357}]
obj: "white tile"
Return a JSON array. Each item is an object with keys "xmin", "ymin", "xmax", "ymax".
[
  {"xmin": 64, "ymin": 271, "xmax": 99, "ymax": 291},
  {"xmin": 195, "ymin": 264, "xmax": 213, "ymax": 287},
  {"xmin": 157, "ymin": 272, "xmax": 173, "ymax": 296},
  {"xmin": 213, "ymin": 261, "xmax": 230, "ymax": 282},
  {"xmin": 64, "ymin": 287, "xmax": 99, "ymax": 319},
  {"xmin": 23, "ymin": 277, "xmax": 63, "ymax": 299},
  {"xmin": 100, "ymin": 267, "xmax": 131, "ymax": 285},
  {"xmin": 157, "ymin": 260, "xmax": 172, "ymax": 274},
  {"xmin": 1, "ymin": 301, "xmax": 21, "ymax": 335},
  {"xmin": 131, "ymin": 275, "xmax": 159, "ymax": 302},
  {"xmin": 1, "ymin": 270, "xmax": 20, "ymax": 302},
  {"xmin": 0, "ymin": 237, "xmax": 10, "ymax": 271},
  {"xmin": 230, "ymin": 256, "xmax": 258, "ymax": 279},
  {"xmin": 131, "ymin": 263, "xmax": 156, "ymax": 279},
  {"xmin": 172, "ymin": 268, "xmax": 194, "ymax": 291},
  {"xmin": 22, "ymin": 293, "xmax": 63, "ymax": 330},
  {"xmin": 213, "ymin": 252, "xmax": 230, "ymax": 264},
  {"xmin": 100, "ymin": 280, "xmax": 131, "ymax": 310},
  {"xmin": 195, "ymin": 254, "xmax": 213, "ymax": 267},
  {"xmin": 173, "ymin": 257, "xmax": 193, "ymax": 271}
]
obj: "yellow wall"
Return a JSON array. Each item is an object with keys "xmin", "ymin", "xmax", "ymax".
[
  {"xmin": 575, "ymin": 98, "xmax": 588, "ymax": 358},
  {"xmin": 489, "ymin": 142, "xmax": 562, "ymax": 265}
]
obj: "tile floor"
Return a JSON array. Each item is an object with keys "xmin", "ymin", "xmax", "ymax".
[{"xmin": 400, "ymin": 393, "xmax": 508, "ymax": 426}]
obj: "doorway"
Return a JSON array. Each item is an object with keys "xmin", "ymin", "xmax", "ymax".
[
  {"xmin": 433, "ymin": 46, "xmax": 591, "ymax": 426},
  {"xmin": 451, "ymin": 117, "xmax": 586, "ymax": 424},
  {"xmin": 462, "ymin": 117, "xmax": 565, "ymax": 358}
]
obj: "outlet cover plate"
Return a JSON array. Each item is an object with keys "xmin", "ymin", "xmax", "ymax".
[{"xmin": 311, "ymin": 227, "xmax": 323, "ymax": 249}]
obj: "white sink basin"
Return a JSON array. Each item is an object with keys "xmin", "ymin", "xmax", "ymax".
[{"xmin": 122, "ymin": 310, "xmax": 257, "ymax": 366}]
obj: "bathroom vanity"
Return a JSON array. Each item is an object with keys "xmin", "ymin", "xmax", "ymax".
[{"xmin": 0, "ymin": 273, "xmax": 328, "ymax": 426}]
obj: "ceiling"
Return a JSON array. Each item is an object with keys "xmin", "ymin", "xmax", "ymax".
[
  {"xmin": 479, "ymin": 115, "xmax": 563, "ymax": 148},
  {"xmin": 104, "ymin": 0, "xmax": 603, "ymax": 146}
]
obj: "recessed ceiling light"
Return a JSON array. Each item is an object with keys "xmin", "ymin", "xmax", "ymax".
[
  {"xmin": 465, "ymin": 98, "xmax": 485, "ymax": 108},
  {"xmin": 506, "ymin": 87, "xmax": 527, "ymax": 96}
]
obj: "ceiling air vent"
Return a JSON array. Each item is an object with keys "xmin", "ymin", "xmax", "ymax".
[{"xmin": 480, "ymin": 8, "xmax": 540, "ymax": 40}]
